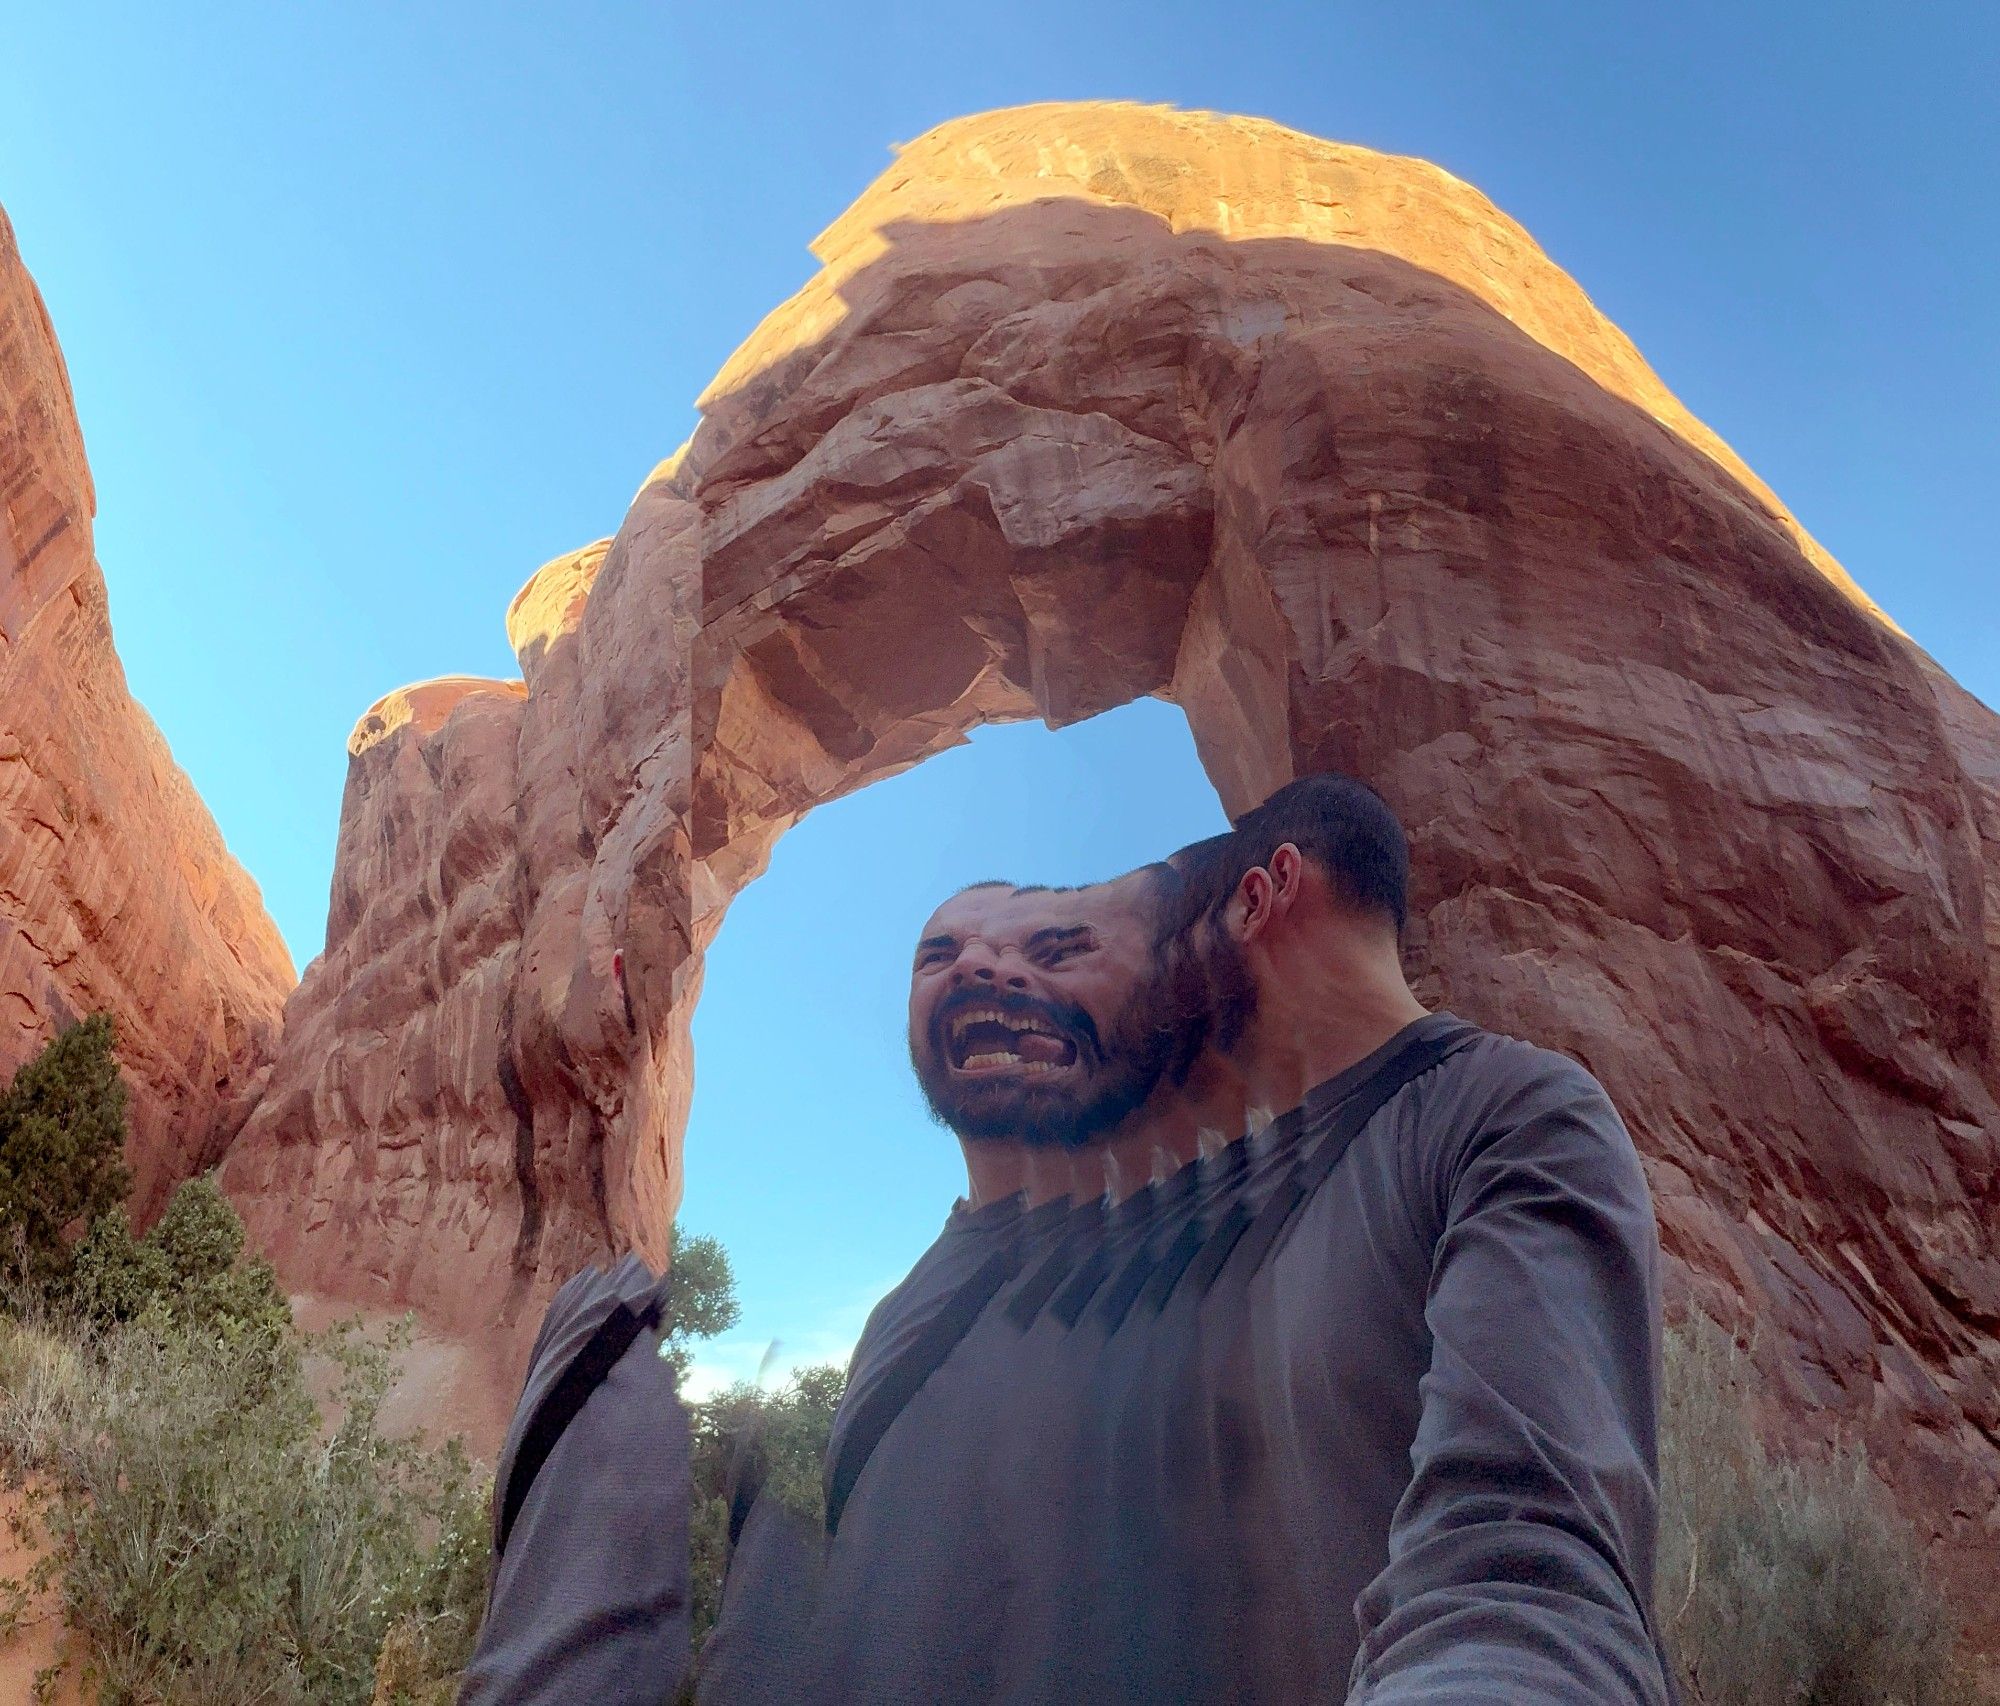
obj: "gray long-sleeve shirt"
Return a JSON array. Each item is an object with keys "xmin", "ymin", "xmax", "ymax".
[
  {"xmin": 460, "ymin": 1254, "xmax": 692, "ymax": 1706},
  {"xmin": 702, "ymin": 1015, "xmax": 1674, "ymax": 1703}
]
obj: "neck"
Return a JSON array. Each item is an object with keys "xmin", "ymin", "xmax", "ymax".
[
  {"xmin": 958, "ymin": 1138, "xmax": 1087, "ymax": 1210},
  {"xmin": 1085, "ymin": 1052, "xmax": 1253, "ymax": 1201},
  {"xmin": 1236, "ymin": 927, "xmax": 1427, "ymax": 1126},
  {"xmin": 957, "ymin": 1052, "xmax": 1255, "ymax": 1210}
]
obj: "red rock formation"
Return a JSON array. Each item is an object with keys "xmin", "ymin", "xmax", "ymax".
[
  {"xmin": 0, "ymin": 207, "xmax": 294, "ymax": 1214},
  {"xmin": 222, "ymin": 105, "xmax": 2000, "ymax": 1630}
]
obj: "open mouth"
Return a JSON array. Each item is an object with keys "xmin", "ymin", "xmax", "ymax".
[{"xmin": 943, "ymin": 1002, "xmax": 1081, "ymax": 1077}]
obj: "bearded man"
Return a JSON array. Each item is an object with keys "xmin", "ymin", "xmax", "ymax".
[
  {"xmin": 704, "ymin": 773, "xmax": 1673, "ymax": 1705},
  {"xmin": 470, "ymin": 771, "xmax": 1674, "ymax": 1704},
  {"xmin": 463, "ymin": 862, "xmax": 1203, "ymax": 1706}
]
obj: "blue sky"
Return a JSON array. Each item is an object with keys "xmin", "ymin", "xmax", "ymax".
[{"xmin": 3, "ymin": 2, "xmax": 1993, "ymax": 1386}]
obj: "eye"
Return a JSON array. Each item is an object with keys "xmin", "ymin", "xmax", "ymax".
[
  {"xmin": 915, "ymin": 944, "xmax": 954, "ymax": 970},
  {"xmin": 1033, "ymin": 938, "xmax": 1091, "ymax": 967}
]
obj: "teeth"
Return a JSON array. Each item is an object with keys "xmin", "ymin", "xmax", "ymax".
[
  {"xmin": 948, "ymin": 1005, "xmax": 1058, "ymax": 1040},
  {"xmin": 956, "ymin": 1053, "xmax": 1067, "ymax": 1075}
]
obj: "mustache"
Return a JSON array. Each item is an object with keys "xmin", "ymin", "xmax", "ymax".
[{"xmin": 927, "ymin": 986, "xmax": 1106, "ymax": 1064}]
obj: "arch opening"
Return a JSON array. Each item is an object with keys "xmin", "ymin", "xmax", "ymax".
[{"xmin": 674, "ymin": 697, "xmax": 1226, "ymax": 1397}]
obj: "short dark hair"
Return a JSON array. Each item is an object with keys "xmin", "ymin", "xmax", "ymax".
[
  {"xmin": 1170, "ymin": 773, "xmax": 1410, "ymax": 937},
  {"xmin": 953, "ymin": 868, "xmax": 1180, "ymax": 909}
]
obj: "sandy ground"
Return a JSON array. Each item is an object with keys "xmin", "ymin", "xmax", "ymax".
[{"xmin": 0, "ymin": 1487, "xmax": 87, "ymax": 1705}]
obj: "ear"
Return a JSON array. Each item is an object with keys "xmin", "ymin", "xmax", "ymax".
[
  {"xmin": 1236, "ymin": 844, "xmax": 1307, "ymax": 946},
  {"xmin": 1234, "ymin": 865, "xmax": 1277, "ymax": 943},
  {"xmin": 1267, "ymin": 843, "xmax": 1307, "ymax": 909}
]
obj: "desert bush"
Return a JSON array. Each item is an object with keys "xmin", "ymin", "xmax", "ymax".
[
  {"xmin": 2, "ymin": 1207, "xmax": 755, "ymax": 1701},
  {"xmin": 67, "ymin": 1173, "xmax": 291, "ymax": 1350},
  {"xmin": 1, "ymin": 1312, "xmax": 486, "ymax": 1705},
  {"xmin": 370, "ymin": 1453, "xmax": 491, "ymax": 1705},
  {"xmin": 0, "ymin": 1313, "xmax": 89, "ymax": 1474},
  {"xmin": 686, "ymin": 1362, "xmax": 846, "ymax": 1649},
  {"xmin": 1657, "ymin": 1314, "xmax": 1963, "ymax": 1705},
  {"xmin": 0, "ymin": 1015, "xmax": 130, "ymax": 1300}
]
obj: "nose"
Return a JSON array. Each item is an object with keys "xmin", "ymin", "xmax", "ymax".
[{"xmin": 950, "ymin": 939, "xmax": 1030, "ymax": 992}]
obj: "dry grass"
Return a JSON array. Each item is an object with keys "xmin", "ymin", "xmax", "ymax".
[{"xmin": 5, "ymin": 1302, "xmax": 1984, "ymax": 1702}]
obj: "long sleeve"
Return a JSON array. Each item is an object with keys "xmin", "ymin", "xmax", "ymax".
[
  {"xmin": 459, "ymin": 1256, "xmax": 692, "ymax": 1706},
  {"xmin": 695, "ymin": 1494, "xmax": 826, "ymax": 1704},
  {"xmin": 1348, "ymin": 1053, "xmax": 1674, "ymax": 1704}
]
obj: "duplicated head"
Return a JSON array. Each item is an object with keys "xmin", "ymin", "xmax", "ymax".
[
  {"xmin": 907, "ymin": 868, "xmax": 1201, "ymax": 1150},
  {"xmin": 1169, "ymin": 772, "xmax": 1410, "ymax": 945},
  {"xmin": 906, "ymin": 771, "xmax": 1412, "ymax": 1149},
  {"xmin": 1163, "ymin": 772, "xmax": 1409, "ymax": 1038}
]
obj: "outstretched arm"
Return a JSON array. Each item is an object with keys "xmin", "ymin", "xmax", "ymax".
[
  {"xmin": 1349, "ymin": 1054, "xmax": 1674, "ymax": 1704},
  {"xmin": 460, "ymin": 1255, "xmax": 692, "ymax": 1705}
]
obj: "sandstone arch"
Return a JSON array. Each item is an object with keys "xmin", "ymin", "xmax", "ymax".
[{"xmin": 220, "ymin": 104, "xmax": 2000, "ymax": 1627}]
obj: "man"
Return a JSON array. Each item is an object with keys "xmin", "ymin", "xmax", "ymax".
[
  {"xmin": 698, "ymin": 864, "xmax": 1229, "ymax": 1701},
  {"xmin": 704, "ymin": 773, "xmax": 1672, "ymax": 1702},
  {"xmin": 1153, "ymin": 775, "xmax": 1675, "ymax": 1700},
  {"xmin": 465, "ymin": 866, "xmax": 1202, "ymax": 1706},
  {"xmin": 477, "ymin": 772, "xmax": 1675, "ymax": 1701},
  {"xmin": 904, "ymin": 866, "xmax": 1247, "ymax": 1207}
]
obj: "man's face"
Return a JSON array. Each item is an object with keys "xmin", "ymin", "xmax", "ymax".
[{"xmin": 908, "ymin": 872, "xmax": 1183, "ymax": 1149}]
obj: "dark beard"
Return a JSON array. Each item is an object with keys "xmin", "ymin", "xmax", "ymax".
[
  {"xmin": 1177, "ymin": 915, "xmax": 1257, "ymax": 1061},
  {"xmin": 913, "ymin": 969, "xmax": 1194, "ymax": 1151},
  {"xmin": 911, "ymin": 924, "xmax": 1253, "ymax": 1151},
  {"xmin": 1115, "ymin": 914, "xmax": 1259, "ymax": 1108}
]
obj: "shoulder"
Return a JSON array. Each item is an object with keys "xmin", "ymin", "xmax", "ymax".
[
  {"xmin": 845, "ymin": 1220, "xmax": 987, "ymax": 1388},
  {"xmin": 1420, "ymin": 1026, "xmax": 1647, "ymax": 1207},
  {"xmin": 1445, "ymin": 1026, "xmax": 1615, "ymax": 1112},
  {"xmin": 1415, "ymin": 1024, "xmax": 1619, "ymax": 1138}
]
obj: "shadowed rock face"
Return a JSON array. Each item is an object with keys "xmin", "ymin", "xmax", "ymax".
[
  {"xmin": 221, "ymin": 103, "xmax": 1998, "ymax": 1626},
  {"xmin": 0, "ymin": 208, "xmax": 295, "ymax": 1215}
]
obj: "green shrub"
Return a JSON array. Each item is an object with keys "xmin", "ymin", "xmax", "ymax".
[
  {"xmin": 659, "ymin": 1229, "xmax": 743, "ymax": 1388},
  {"xmin": 67, "ymin": 1174, "xmax": 290, "ymax": 1349},
  {"xmin": 1657, "ymin": 1314, "xmax": 1963, "ymax": 1705},
  {"xmin": 0, "ymin": 1313, "xmax": 486, "ymax": 1705},
  {"xmin": 370, "ymin": 1448, "xmax": 492, "ymax": 1705},
  {"xmin": 0, "ymin": 1211, "xmax": 758, "ymax": 1700},
  {"xmin": 686, "ymin": 1363, "xmax": 846, "ymax": 1650},
  {"xmin": 0, "ymin": 1015, "xmax": 130, "ymax": 1299}
]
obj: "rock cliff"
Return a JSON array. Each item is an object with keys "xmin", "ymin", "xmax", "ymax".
[
  {"xmin": 219, "ymin": 104, "xmax": 2000, "ymax": 1628},
  {"xmin": 0, "ymin": 207, "xmax": 294, "ymax": 1214}
]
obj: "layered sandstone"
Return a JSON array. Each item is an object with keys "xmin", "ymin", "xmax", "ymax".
[
  {"xmin": 0, "ymin": 207, "xmax": 293, "ymax": 1212},
  {"xmin": 222, "ymin": 105, "xmax": 2000, "ymax": 1627}
]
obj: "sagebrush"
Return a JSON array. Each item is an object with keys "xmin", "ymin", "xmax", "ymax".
[
  {"xmin": 1657, "ymin": 1314, "xmax": 1965, "ymax": 1705},
  {"xmin": 0, "ymin": 1311, "xmax": 488, "ymax": 1706},
  {"xmin": 0, "ymin": 1015, "xmax": 491, "ymax": 1701}
]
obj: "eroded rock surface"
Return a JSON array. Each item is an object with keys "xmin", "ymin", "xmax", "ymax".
[
  {"xmin": 221, "ymin": 105, "xmax": 2000, "ymax": 1631},
  {"xmin": 0, "ymin": 207, "xmax": 293, "ymax": 1213}
]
